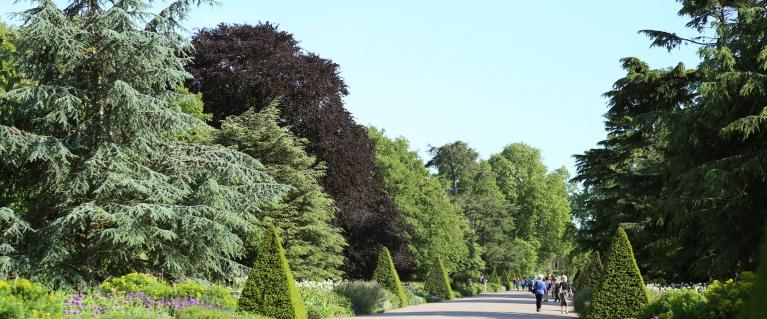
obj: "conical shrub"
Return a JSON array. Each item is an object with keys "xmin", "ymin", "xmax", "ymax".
[
  {"xmin": 372, "ymin": 246, "xmax": 408, "ymax": 307},
  {"xmin": 740, "ymin": 227, "xmax": 767, "ymax": 319},
  {"xmin": 490, "ymin": 267, "xmax": 501, "ymax": 286},
  {"xmin": 504, "ymin": 272, "xmax": 512, "ymax": 291},
  {"xmin": 238, "ymin": 227, "xmax": 307, "ymax": 319},
  {"xmin": 578, "ymin": 251, "xmax": 603, "ymax": 291},
  {"xmin": 424, "ymin": 257, "xmax": 454, "ymax": 300},
  {"xmin": 587, "ymin": 228, "xmax": 648, "ymax": 319}
]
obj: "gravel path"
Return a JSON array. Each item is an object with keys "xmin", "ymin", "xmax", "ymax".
[{"xmin": 362, "ymin": 290, "xmax": 578, "ymax": 319}]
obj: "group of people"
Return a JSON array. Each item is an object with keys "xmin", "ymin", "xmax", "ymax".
[{"xmin": 513, "ymin": 274, "xmax": 571, "ymax": 314}]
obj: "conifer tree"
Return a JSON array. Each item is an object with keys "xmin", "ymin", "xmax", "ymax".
[
  {"xmin": 238, "ymin": 227, "xmax": 307, "ymax": 319},
  {"xmin": 216, "ymin": 103, "xmax": 346, "ymax": 280},
  {"xmin": 588, "ymin": 228, "xmax": 647, "ymax": 319},
  {"xmin": 424, "ymin": 257, "xmax": 454, "ymax": 300},
  {"xmin": 372, "ymin": 246, "xmax": 408, "ymax": 307},
  {"xmin": 0, "ymin": 0, "xmax": 285, "ymax": 285}
]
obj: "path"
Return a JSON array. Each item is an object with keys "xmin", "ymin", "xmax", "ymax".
[{"xmin": 363, "ymin": 290, "xmax": 578, "ymax": 319}]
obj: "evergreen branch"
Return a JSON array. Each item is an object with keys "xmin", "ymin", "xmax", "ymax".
[{"xmin": 638, "ymin": 30, "xmax": 712, "ymax": 51}]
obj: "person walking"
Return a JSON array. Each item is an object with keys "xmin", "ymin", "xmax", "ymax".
[
  {"xmin": 557, "ymin": 275, "xmax": 572, "ymax": 314},
  {"xmin": 533, "ymin": 275, "xmax": 547, "ymax": 312},
  {"xmin": 543, "ymin": 276, "xmax": 551, "ymax": 302},
  {"xmin": 553, "ymin": 277, "xmax": 560, "ymax": 303}
]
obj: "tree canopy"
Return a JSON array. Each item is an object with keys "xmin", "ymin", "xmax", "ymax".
[{"xmin": 186, "ymin": 23, "xmax": 412, "ymax": 279}]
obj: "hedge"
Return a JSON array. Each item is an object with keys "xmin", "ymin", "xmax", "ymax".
[
  {"xmin": 587, "ymin": 227, "xmax": 647, "ymax": 319},
  {"xmin": 372, "ymin": 246, "xmax": 408, "ymax": 307},
  {"xmin": 490, "ymin": 267, "xmax": 501, "ymax": 287},
  {"xmin": 577, "ymin": 251, "xmax": 602, "ymax": 291},
  {"xmin": 238, "ymin": 227, "xmax": 307, "ymax": 319},
  {"xmin": 741, "ymin": 227, "xmax": 767, "ymax": 319},
  {"xmin": 424, "ymin": 257, "xmax": 454, "ymax": 300}
]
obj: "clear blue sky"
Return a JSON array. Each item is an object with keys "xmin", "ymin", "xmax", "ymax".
[{"xmin": 3, "ymin": 1, "xmax": 701, "ymax": 174}]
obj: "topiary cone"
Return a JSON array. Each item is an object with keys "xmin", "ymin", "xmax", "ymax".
[
  {"xmin": 238, "ymin": 227, "xmax": 307, "ymax": 319},
  {"xmin": 372, "ymin": 246, "xmax": 408, "ymax": 307},
  {"xmin": 587, "ymin": 227, "xmax": 647, "ymax": 319},
  {"xmin": 424, "ymin": 257, "xmax": 454, "ymax": 300}
]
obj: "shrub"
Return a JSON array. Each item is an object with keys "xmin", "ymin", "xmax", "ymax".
[
  {"xmin": 488, "ymin": 283, "xmax": 504, "ymax": 293},
  {"xmin": 423, "ymin": 257, "xmax": 454, "ymax": 301},
  {"xmin": 371, "ymin": 247, "xmax": 407, "ymax": 307},
  {"xmin": 174, "ymin": 306, "xmax": 272, "ymax": 319},
  {"xmin": 238, "ymin": 227, "xmax": 307, "ymax": 319},
  {"xmin": 577, "ymin": 251, "xmax": 602, "ymax": 291},
  {"xmin": 573, "ymin": 288, "xmax": 592, "ymax": 317},
  {"xmin": 100, "ymin": 273, "xmax": 173, "ymax": 299},
  {"xmin": 0, "ymin": 278, "xmax": 62, "ymax": 319},
  {"xmin": 403, "ymin": 282, "xmax": 439, "ymax": 303},
  {"xmin": 453, "ymin": 282, "xmax": 482, "ymax": 297},
  {"xmin": 587, "ymin": 228, "xmax": 648, "ymax": 319},
  {"xmin": 404, "ymin": 288, "xmax": 426, "ymax": 306},
  {"xmin": 490, "ymin": 267, "xmax": 501, "ymax": 287},
  {"xmin": 333, "ymin": 281, "xmax": 393, "ymax": 315},
  {"xmin": 701, "ymin": 272, "xmax": 753, "ymax": 319},
  {"xmin": 741, "ymin": 229, "xmax": 767, "ymax": 319},
  {"xmin": 636, "ymin": 289, "xmax": 706, "ymax": 319},
  {"xmin": 299, "ymin": 287, "xmax": 353, "ymax": 319}
]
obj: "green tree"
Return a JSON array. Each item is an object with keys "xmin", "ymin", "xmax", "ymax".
[
  {"xmin": 372, "ymin": 246, "xmax": 407, "ymax": 307},
  {"xmin": 427, "ymin": 141, "xmax": 479, "ymax": 196},
  {"xmin": 368, "ymin": 128, "xmax": 469, "ymax": 276},
  {"xmin": 577, "ymin": 251, "xmax": 603, "ymax": 291},
  {"xmin": 238, "ymin": 227, "xmax": 307, "ymax": 319},
  {"xmin": 0, "ymin": 0, "xmax": 286, "ymax": 285},
  {"xmin": 217, "ymin": 104, "xmax": 346, "ymax": 280},
  {"xmin": 0, "ymin": 22, "xmax": 19, "ymax": 92},
  {"xmin": 424, "ymin": 257, "xmax": 454, "ymax": 301},
  {"xmin": 741, "ymin": 228, "xmax": 767, "ymax": 319},
  {"xmin": 588, "ymin": 228, "xmax": 647, "ymax": 319}
]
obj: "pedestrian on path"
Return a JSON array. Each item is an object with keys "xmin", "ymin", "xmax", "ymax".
[
  {"xmin": 553, "ymin": 276, "xmax": 560, "ymax": 303},
  {"xmin": 534, "ymin": 274, "xmax": 547, "ymax": 312},
  {"xmin": 558, "ymin": 275, "xmax": 572, "ymax": 314}
]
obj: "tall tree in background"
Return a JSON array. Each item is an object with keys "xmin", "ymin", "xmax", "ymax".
[
  {"xmin": 368, "ymin": 128, "xmax": 473, "ymax": 277},
  {"xmin": 186, "ymin": 23, "xmax": 411, "ymax": 279},
  {"xmin": 0, "ymin": 0, "xmax": 287, "ymax": 285},
  {"xmin": 217, "ymin": 103, "xmax": 346, "ymax": 280},
  {"xmin": 575, "ymin": 0, "xmax": 767, "ymax": 281},
  {"xmin": 427, "ymin": 141, "xmax": 479, "ymax": 196},
  {"xmin": 489, "ymin": 143, "xmax": 572, "ymax": 269},
  {"xmin": 0, "ymin": 23, "xmax": 19, "ymax": 93}
]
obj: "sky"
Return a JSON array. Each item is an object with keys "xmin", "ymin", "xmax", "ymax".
[{"xmin": 2, "ymin": 1, "xmax": 702, "ymax": 174}]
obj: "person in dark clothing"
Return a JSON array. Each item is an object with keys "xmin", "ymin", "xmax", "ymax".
[
  {"xmin": 533, "ymin": 274, "xmax": 547, "ymax": 312},
  {"xmin": 558, "ymin": 275, "xmax": 572, "ymax": 314},
  {"xmin": 553, "ymin": 277, "xmax": 560, "ymax": 303}
]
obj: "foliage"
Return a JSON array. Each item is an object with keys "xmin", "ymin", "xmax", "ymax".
[
  {"xmin": 371, "ymin": 247, "xmax": 407, "ymax": 307},
  {"xmin": 577, "ymin": 251, "xmax": 602, "ymax": 291},
  {"xmin": 423, "ymin": 257, "xmax": 454, "ymax": 301},
  {"xmin": 702, "ymin": 272, "xmax": 753, "ymax": 319},
  {"xmin": 187, "ymin": 22, "xmax": 412, "ymax": 279},
  {"xmin": 636, "ymin": 289, "xmax": 706, "ymax": 319},
  {"xmin": 368, "ymin": 128, "xmax": 469, "ymax": 275},
  {"xmin": 0, "ymin": 22, "xmax": 19, "ymax": 93},
  {"xmin": 587, "ymin": 228, "xmax": 648, "ymax": 319},
  {"xmin": 332, "ymin": 281, "xmax": 395, "ymax": 315},
  {"xmin": 0, "ymin": 0, "xmax": 286, "ymax": 285},
  {"xmin": 297, "ymin": 288, "xmax": 353, "ymax": 319},
  {"xmin": 741, "ymin": 231, "xmax": 767, "ymax": 319},
  {"xmin": 0, "ymin": 278, "xmax": 62, "ymax": 319},
  {"xmin": 216, "ymin": 103, "xmax": 346, "ymax": 280},
  {"xmin": 490, "ymin": 267, "xmax": 501, "ymax": 287},
  {"xmin": 574, "ymin": 0, "xmax": 767, "ymax": 281},
  {"xmin": 238, "ymin": 228, "xmax": 307, "ymax": 319},
  {"xmin": 452, "ymin": 281, "xmax": 482, "ymax": 297},
  {"xmin": 573, "ymin": 288, "xmax": 592, "ymax": 317},
  {"xmin": 100, "ymin": 273, "xmax": 173, "ymax": 299}
]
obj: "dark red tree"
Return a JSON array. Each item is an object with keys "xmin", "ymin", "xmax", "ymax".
[{"xmin": 186, "ymin": 23, "xmax": 412, "ymax": 279}]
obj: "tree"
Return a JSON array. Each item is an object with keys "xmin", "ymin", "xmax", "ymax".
[
  {"xmin": 372, "ymin": 247, "xmax": 407, "ymax": 307},
  {"xmin": 238, "ymin": 227, "xmax": 307, "ymax": 319},
  {"xmin": 424, "ymin": 257, "xmax": 454, "ymax": 301},
  {"xmin": 740, "ymin": 228, "xmax": 767, "ymax": 319},
  {"xmin": 489, "ymin": 144, "xmax": 571, "ymax": 269},
  {"xmin": 577, "ymin": 251, "xmax": 603, "ymax": 291},
  {"xmin": 0, "ymin": 0, "xmax": 286, "ymax": 285},
  {"xmin": 368, "ymin": 128, "xmax": 469, "ymax": 276},
  {"xmin": 0, "ymin": 22, "xmax": 19, "ymax": 93},
  {"xmin": 187, "ymin": 23, "xmax": 412, "ymax": 279},
  {"xmin": 588, "ymin": 228, "xmax": 647, "ymax": 319},
  {"xmin": 427, "ymin": 141, "xmax": 479, "ymax": 196},
  {"xmin": 216, "ymin": 103, "xmax": 346, "ymax": 280}
]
